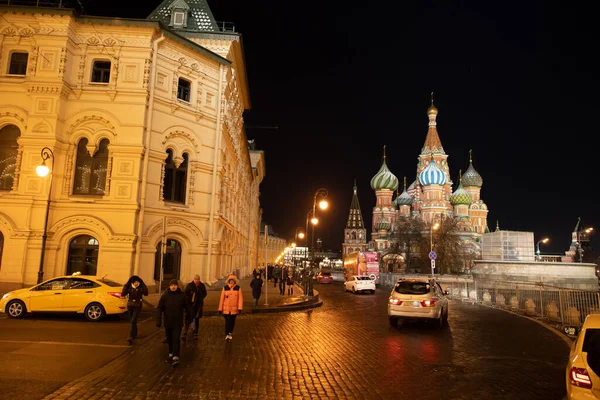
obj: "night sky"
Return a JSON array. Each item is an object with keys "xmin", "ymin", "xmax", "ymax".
[{"xmin": 84, "ymin": 0, "xmax": 594, "ymax": 257}]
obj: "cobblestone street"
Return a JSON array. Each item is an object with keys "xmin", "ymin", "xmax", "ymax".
[{"xmin": 43, "ymin": 283, "xmax": 569, "ymax": 400}]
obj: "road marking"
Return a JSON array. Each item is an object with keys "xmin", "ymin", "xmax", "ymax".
[{"xmin": 0, "ymin": 340, "xmax": 130, "ymax": 348}]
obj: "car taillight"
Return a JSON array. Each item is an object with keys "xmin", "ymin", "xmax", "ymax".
[
  {"xmin": 108, "ymin": 292, "xmax": 123, "ymax": 299},
  {"xmin": 389, "ymin": 297, "xmax": 402, "ymax": 305},
  {"xmin": 421, "ymin": 300, "xmax": 437, "ymax": 307},
  {"xmin": 570, "ymin": 367, "xmax": 593, "ymax": 389}
]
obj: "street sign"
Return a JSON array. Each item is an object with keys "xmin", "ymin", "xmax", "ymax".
[
  {"xmin": 431, "ymin": 259, "xmax": 436, "ymax": 269},
  {"xmin": 429, "ymin": 251, "xmax": 437, "ymax": 260}
]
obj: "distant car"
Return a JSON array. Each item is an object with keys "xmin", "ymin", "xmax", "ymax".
[
  {"xmin": 387, "ymin": 277, "xmax": 448, "ymax": 328},
  {"xmin": 566, "ymin": 314, "xmax": 600, "ymax": 399},
  {"xmin": 317, "ymin": 272, "xmax": 333, "ymax": 284},
  {"xmin": 344, "ymin": 275, "xmax": 376, "ymax": 294},
  {"xmin": 0, "ymin": 274, "xmax": 127, "ymax": 322}
]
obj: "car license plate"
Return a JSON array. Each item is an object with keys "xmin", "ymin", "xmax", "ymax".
[{"xmin": 413, "ymin": 301, "xmax": 420, "ymax": 307}]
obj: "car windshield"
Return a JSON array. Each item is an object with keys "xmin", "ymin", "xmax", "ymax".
[
  {"xmin": 322, "ymin": 273, "xmax": 331, "ymax": 276},
  {"xmin": 99, "ymin": 278, "xmax": 123, "ymax": 287},
  {"xmin": 357, "ymin": 277, "xmax": 372, "ymax": 281},
  {"xmin": 583, "ymin": 328, "xmax": 600, "ymax": 376},
  {"xmin": 394, "ymin": 281, "xmax": 430, "ymax": 294}
]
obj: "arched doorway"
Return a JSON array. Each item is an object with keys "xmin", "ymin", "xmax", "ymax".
[
  {"xmin": 67, "ymin": 235, "xmax": 99, "ymax": 275},
  {"xmin": 154, "ymin": 239, "xmax": 182, "ymax": 289}
]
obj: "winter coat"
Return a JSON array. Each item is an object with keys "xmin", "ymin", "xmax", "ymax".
[
  {"xmin": 218, "ymin": 284, "xmax": 243, "ymax": 315},
  {"xmin": 121, "ymin": 275, "xmax": 148, "ymax": 308},
  {"xmin": 184, "ymin": 280, "xmax": 207, "ymax": 317},
  {"xmin": 156, "ymin": 288, "xmax": 193, "ymax": 328},
  {"xmin": 250, "ymin": 277, "xmax": 263, "ymax": 299}
]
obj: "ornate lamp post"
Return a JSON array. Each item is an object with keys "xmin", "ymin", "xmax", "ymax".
[
  {"xmin": 36, "ymin": 147, "xmax": 54, "ymax": 284},
  {"xmin": 430, "ymin": 221, "xmax": 440, "ymax": 277},
  {"xmin": 307, "ymin": 188, "xmax": 329, "ymax": 296},
  {"xmin": 536, "ymin": 238, "xmax": 549, "ymax": 261},
  {"xmin": 295, "ymin": 227, "xmax": 305, "ymax": 268}
]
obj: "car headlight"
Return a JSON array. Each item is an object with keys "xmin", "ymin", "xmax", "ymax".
[{"xmin": 2, "ymin": 293, "xmax": 10, "ymax": 300}]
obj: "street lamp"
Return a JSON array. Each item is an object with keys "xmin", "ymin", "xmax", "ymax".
[
  {"xmin": 310, "ymin": 188, "xmax": 329, "ymax": 267},
  {"xmin": 36, "ymin": 147, "xmax": 54, "ymax": 284},
  {"xmin": 295, "ymin": 227, "xmax": 305, "ymax": 268},
  {"xmin": 536, "ymin": 238, "xmax": 549, "ymax": 261},
  {"xmin": 430, "ymin": 221, "xmax": 440, "ymax": 277}
]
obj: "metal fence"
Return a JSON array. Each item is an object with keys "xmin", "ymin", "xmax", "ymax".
[{"xmin": 442, "ymin": 280, "xmax": 600, "ymax": 328}]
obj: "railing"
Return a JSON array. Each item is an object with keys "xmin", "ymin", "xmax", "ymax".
[
  {"xmin": 217, "ymin": 21, "xmax": 236, "ymax": 33},
  {"xmin": 442, "ymin": 280, "xmax": 600, "ymax": 329}
]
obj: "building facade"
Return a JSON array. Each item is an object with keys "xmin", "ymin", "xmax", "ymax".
[
  {"xmin": 367, "ymin": 99, "xmax": 489, "ymax": 262},
  {"xmin": 257, "ymin": 224, "xmax": 286, "ymax": 267},
  {"xmin": 341, "ymin": 181, "xmax": 367, "ymax": 260},
  {"xmin": 0, "ymin": 1, "xmax": 264, "ymax": 291}
]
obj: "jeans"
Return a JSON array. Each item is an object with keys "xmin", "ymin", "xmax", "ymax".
[
  {"xmin": 224, "ymin": 314, "xmax": 237, "ymax": 335},
  {"xmin": 127, "ymin": 306, "xmax": 141, "ymax": 338},
  {"xmin": 166, "ymin": 325, "xmax": 183, "ymax": 356},
  {"xmin": 252, "ymin": 298, "xmax": 259, "ymax": 310}
]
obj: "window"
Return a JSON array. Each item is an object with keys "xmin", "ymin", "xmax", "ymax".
[
  {"xmin": 163, "ymin": 150, "xmax": 188, "ymax": 203},
  {"xmin": 177, "ymin": 78, "xmax": 191, "ymax": 102},
  {"xmin": 174, "ymin": 11, "xmax": 185, "ymax": 25},
  {"xmin": 73, "ymin": 138, "xmax": 109, "ymax": 195},
  {"xmin": 0, "ymin": 125, "xmax": 20, "ymax": 191},
  {"xmin": 0, "ymin": 231, "xmax": 3, "ymax": 269},
  {"xmin": 394, "ymin": 281, "xmax": 431, "ymax": 295},
  {"xmin": 8, "ymin": 52, "xmax": 28, "ymax": 75},
  {"xmin": 67, "ymin": 235, "xmax": 99, "ymax": 276},
  {"xmin": 34, "ymin": 278, "xmax": 70, "ymax": 291},
  {"xmin": 91, "ymin": 61, "xmax": 111, "ymax": 83},
  {"xmin": 69, "ymin": 278, "xmax": 99, "ymax": 289}
]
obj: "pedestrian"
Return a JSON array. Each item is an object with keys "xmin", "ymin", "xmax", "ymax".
[
  {"xmin": 156, "ymin": 279, "xmax": 193, "ymax": 367},
  {"xmin": 121, "ymin": 275, "xmax": 148, "ymax": 345},
  {"xmin": 287, "ymin": 274, "xmax": 294, "ymax": 296},
  {"xmin": 218, "ymin": 275, "xmax": 243, "ymax": 341},
  {"xmin": 250, "ymin": 273, "xmax": 263, "ymax": 311},
  {"xmin": 279, "ymin": 265, "xmax": 287, "ymax": 295},
  {"xmin": 182, "ymin": 274, "xmax": 207, "ymax": 341}
]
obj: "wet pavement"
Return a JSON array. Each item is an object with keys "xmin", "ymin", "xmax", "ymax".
[{"xmin": 40, "ymin": 282, "xmax": 569, "ymax": 400}]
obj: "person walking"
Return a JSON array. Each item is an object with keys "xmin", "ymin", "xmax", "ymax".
[
  {"xmin": 121, "ymin": 275, "xmax": 148, "ymax": 345},
  {"xmin": 182, "ymin": 274, "xmax": 207, "ymax": 341},
  {"xmin": 279, "ymin": 265, "xmax": 287, "ymax": 295},
  {"xmin": 156, "ymin": 279, "xmax": 193, "ymax": 367},
  {"xmin": 287, "ymin": 274, "xmax": 295, "ymax": 296},
  {"xmin": 218, "ymin": 275, "xmax": 243, "ymax": 341},
  {"xmin": 250, "ymin": 273, "xmax": 263, "ymax": 311}
]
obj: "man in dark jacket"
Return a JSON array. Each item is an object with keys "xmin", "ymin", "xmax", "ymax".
[
  {"xmin": 250, "ymin": 273, "xmax": 263, "ymax": 311},
  {"xmin": 182, "ymin": 274, "xmax": 207, "ymax": 341},
  {"xmin": 121, "ymin": 275, "xmax": 148, "ymax": 345},
  {"xmin": 156, "ymin": 279, "xmax": 193, "ymax": 367}
]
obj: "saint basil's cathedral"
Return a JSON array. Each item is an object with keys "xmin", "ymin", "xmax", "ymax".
[{"xmin": 342, "ymin": 98, "xmax": 489, "ymax": 265}]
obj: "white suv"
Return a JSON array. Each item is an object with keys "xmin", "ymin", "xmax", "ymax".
[
  {"xmin": 344, "ymin": 275, "xmax": 376, "ymax": 294},
  {"xmin": 387, "ymin": 277, "xmax": 448, "ymax": 328}
]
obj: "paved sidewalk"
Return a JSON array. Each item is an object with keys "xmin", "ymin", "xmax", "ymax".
[{"xmin": 142, "ymin": 276, "xmax": 321, "ymax": 316}]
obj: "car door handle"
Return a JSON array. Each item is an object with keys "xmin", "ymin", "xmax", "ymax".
[
  {"xmin": 54, "ymin": 293, "xmax": 62, "ymax": 295},
  {"xmin": 85, "ymin": 291, "xmax": 93, "ymax": 293}
]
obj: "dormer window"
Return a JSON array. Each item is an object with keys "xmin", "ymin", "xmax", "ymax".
[{"xmin": 168, "ymin": 0, "xmax": 190, "ymax": 28}]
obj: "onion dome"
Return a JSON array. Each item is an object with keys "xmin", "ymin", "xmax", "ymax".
[
  {"xmin": 370, "ymin": 146, "xmax": 399, "ymax": 191},
  {"xmin": 394, "ymin": 177, "xmax": 414, "ymax": 206},
  {"xmin": 450, "ymin": 170, "xmax": 472, "ymax": 206},
  {"xmin": 419, "ymin": 157, "xmax": 447, "ymax": 186},
  {"xmin": 374, "ymin": 213, "xmax": 391, "ymax": 231},
  {"xmin": 461, "ymin": 149, "xmax": 483, "ymax": 187}
]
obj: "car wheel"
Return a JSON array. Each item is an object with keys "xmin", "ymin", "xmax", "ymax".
[
  {"xmin": 352, "ymin": 287, "xmax": 356, "ymax": 294},
  {"xmin": 85, "ymin": 302, "xmax": 105, "ymax": 322},
  {"xmin": 371, "ymin": 290, "xmax": 375, "ymax": 294},
  {"xmin": 389, "ymin": 317, "xmax": 398, "ymax": 327},
  {"xmin": 436, "ymin": 310, "xmax": 445, "ymax": 329},
  {"xmin": 6, "ymin": 300, "xmax": 26, "ymax": 319}
]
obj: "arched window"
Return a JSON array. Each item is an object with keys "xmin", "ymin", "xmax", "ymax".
[
  {"xmin": 0, "ymin": 125, "xmax": 20, "ymax": 191},
  {"xmin": 73, "ymin": 138, "xmax": 109, "ymax": 195},
  {"xmin": 0, "ymin": 231, "xmax": 4, "ymax": 269},
  {"xmin": 67, "ymin": 235, "xmax": 99, "ymax": 275},
  {"xmin": 163, "ymin": 150, "xmax": 188, "ymax": 203}
]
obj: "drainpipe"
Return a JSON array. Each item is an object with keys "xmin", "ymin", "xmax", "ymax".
[
  {"xmin": 133, "ymin": 33, "xmax": 165, "ymax": 276},
  {"xmin": 206, "ymin": 64, "xmax": 225, "ymax": 282}
]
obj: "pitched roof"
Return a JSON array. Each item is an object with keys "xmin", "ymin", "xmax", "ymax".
[
  {"xmin": 147, "ymin": 0, "xmax": 219, "ymax": 32},
  {"xmin": 346, "ymin": 183, "xmax": 365, "ymax": 230}
]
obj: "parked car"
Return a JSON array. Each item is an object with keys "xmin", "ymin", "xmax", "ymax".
[
  {"xmin": 344, "ymin": 275, "xmax": 376, "ymax": 294},
  {"xmin": 566, "ymin": 313, "xmax": 600, "ymax": 399},
  {"xmin": 317, "ymin": 272, "xmax": 333, "ymax": 284},
  {"xmin": 0, "ymin": 274, "xmax": 127, "ymax": 321},
  {"xmin": 387, "ymin": 277, "xmax": 448, "ymax": 328}
]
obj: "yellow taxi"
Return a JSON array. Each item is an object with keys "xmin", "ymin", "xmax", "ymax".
[
  {"xmin": 566, "ymin": 313, "xmax": 600, "ymax": 399},
  {"xmin": 0, "ymin": 273, "xmax": 127, "ymax": 321}
]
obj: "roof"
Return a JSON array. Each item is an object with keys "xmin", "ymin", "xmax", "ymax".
[{"xmin": 147, "ymin": 0, "xmax": 219, "ymax": 32}]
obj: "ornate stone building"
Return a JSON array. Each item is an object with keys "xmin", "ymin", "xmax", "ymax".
[
  {"xmin": 0, "ymin": 1, "xmax": 264, "ymax": 291},
  {"xmin": 341, "ymin": 181, "xmax": 367, "ymax": 258}
]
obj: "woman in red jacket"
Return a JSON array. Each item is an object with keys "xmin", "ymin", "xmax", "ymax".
[{"xmin": 218, "ymin": 275, "xmax": 243, "ymax": 341}]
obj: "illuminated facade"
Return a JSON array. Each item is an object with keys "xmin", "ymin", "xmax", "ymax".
[{"xmin": 0, "ymin": 1, "xmax": 264, "ymax": 291}]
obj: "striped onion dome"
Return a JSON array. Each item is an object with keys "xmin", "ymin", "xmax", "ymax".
[
  {"xmin": 419, "ymin": 158, "xmax": 447, "ymax": 186},
  {"xmin": 394, "ymin": 177, "xmax": 413, "ymax": 206},
  {"xmin": 462, "ymin": 161, "xmax": 483, "ymax": 187},
  {"xmin": 370, "ymin": 148, "xmax": 399, "ymax": 191},
  {"xmin": 450, "ymin": 172, "xmax": 472, "ymax": 205},
  {"xmin": 374, "ymin": 214, "xmax": 391, "ymax": 231}
]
